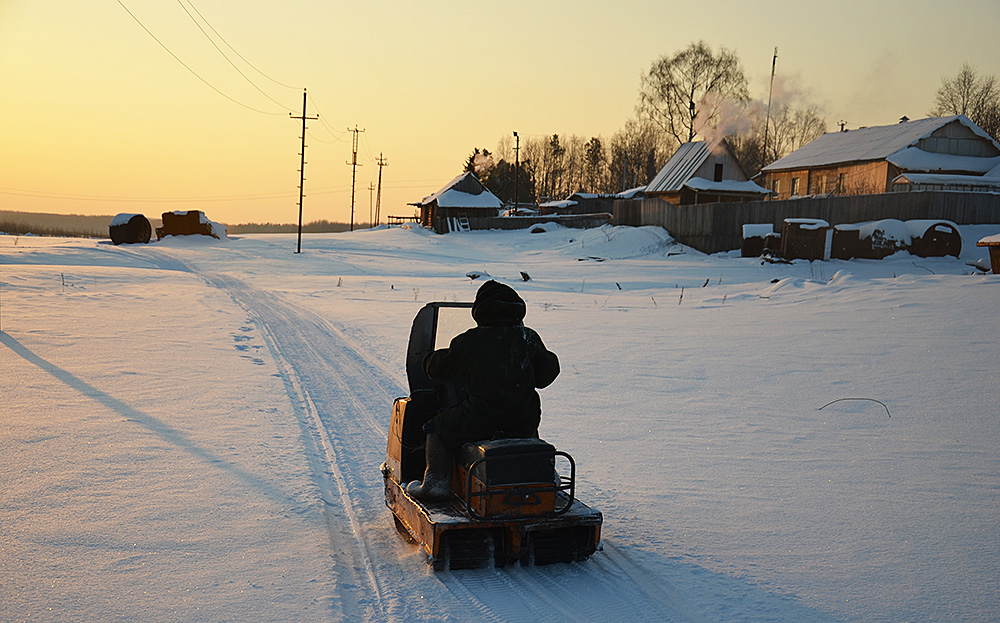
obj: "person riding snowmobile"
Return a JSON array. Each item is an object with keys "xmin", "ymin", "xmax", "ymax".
[{"xmin": 406, "ymin": 280, "xmax": 560, "ymax": 501}]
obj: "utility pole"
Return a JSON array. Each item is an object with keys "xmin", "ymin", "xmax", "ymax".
[
  {"xmin": 367, "ymin": 182, "xmax": 376, "ymax": 228},
  {"xmin": 375, "ymin": 153, "xmax": 388, "ymax": 226},
  {"xmin": 346, "ymin": 126, "xmax": 365, "ymax": 232},
  {"xmin": 290, "ymin": 89, "xmax": 318, "ymax": 253},
  {"xmin": 513, "ymin": 131, "xmax": 519, "ymax": 216}
]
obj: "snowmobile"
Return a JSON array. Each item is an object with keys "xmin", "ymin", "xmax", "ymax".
[{"xmin": 382, "ymin": 301, "xmax": 603, "ymax": 570}]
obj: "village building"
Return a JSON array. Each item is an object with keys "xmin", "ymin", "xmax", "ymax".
[
  {"xmin": 410, "ymin": 172, "xmax": 503, "ymax": 234},
  {"xmin": 760, "ymin": 115, "xmax": 1000, "ymax": 200},
  {"xmin": 643, "ymin": 138, "xmax": 770, "ymax": 205}
]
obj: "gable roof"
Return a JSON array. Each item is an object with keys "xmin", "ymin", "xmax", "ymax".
[
  {"xmin": 410, "ymin": 172, "xmax": 503, "ymax": 209},
  {"xmin": 761, "ymin": 115, "xmax": 1000, "ymax": 172},
  {"xmin": 646, "ymin": 139, "xmax": 767, "ymax": 196},
  {"xmin": 645, "ymin": 140, "xmax": 718, "ymax": 194}
]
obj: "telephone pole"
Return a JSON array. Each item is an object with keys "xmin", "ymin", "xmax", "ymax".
[
  {"xmin": 290, "ymin": 89, "xmax": 318, "ymax": 253},
  {"xmin": 367, "ymin": 182, "xmax": 376, "ymax": 228},
  {"xmin": 375, "ymin": 153, "xmax": 388, "ymax": 226},
  {"xmin": 346, "ymin": 126, "xmax": 365, "ymax": 231},
  {"xmin": 513, "ymin": 131, "xmax": 519, "ymax": 216}
]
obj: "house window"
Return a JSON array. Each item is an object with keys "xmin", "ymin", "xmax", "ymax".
[
  {"xmin": 817, "ymin": 175, "xmax": 826, "ymax": 194},
  {"xmin": 714, "ymin": 163, "xmax": 724, "ymax": 182},
  {"xmin": 837, "ymin": 173, "xmax": 846, "ymax": 193},
  {"xmin": 771, "ymin": 179, "xmax": 780, "ymax": 195},
  {"xmin": 791, "ymin": 178, "xmax": 800, "ymax": 196}
]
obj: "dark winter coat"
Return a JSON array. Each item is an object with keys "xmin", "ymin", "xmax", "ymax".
[{"xmin": 424, "ymin": 281, "xmax": 560, "ymax": 450}]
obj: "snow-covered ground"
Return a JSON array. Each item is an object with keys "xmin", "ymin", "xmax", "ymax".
[{"xmin": 2, "ymin": 223, "xmax": 998, "ymax": 622}]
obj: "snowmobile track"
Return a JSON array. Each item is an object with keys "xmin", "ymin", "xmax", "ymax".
[{"xmin": 145, "ymin": 248, "xmax": 709, "ymax": 622}]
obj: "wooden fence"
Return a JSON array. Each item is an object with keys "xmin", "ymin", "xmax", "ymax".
[
  {"xmin": 613, "ymin": 191, "xmax": 1000, "ymax": 254},
  {"xmin": 461, "ymin": 213, "xmax": 613, "ymax": 231}
]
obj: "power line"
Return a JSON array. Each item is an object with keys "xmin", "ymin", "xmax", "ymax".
[
  {"xmin": 0, "ymin": 186, "xmax": 290, "ymax": 202},
  {"xmin": 115, "ymin": 0, "xmax": 285, "ymax": 115},
  {"xmin": 360, "ymin": 131, "xmax": 379, "ymax": 164},
  {"xmin": 174, "ymin": 0, "xmax": 295, "ymax": 112},
  {"xmin": 179, "ymin": 0, "xmax": 300, "ymax": 90},
  {"xmin": 308, "ymin": 97, "xmax": 351, "ymax": 143}
]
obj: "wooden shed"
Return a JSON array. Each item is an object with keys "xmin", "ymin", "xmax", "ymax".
[
  {"xmin": 410, "ymin": 172, "xmax": 503, "ymax": 233},
  {"xmin": 645, "ymin": 138, "xmax": 769, "ymax": 205}
]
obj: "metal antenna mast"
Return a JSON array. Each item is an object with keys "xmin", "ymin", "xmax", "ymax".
[
  {"xmin": 762, "ymin": 47, "xmax": 778, "ymax": 171},
  {"xmin": 290, "ymin": 89, "xmax": 317, "ymax": 253},
  {"xmin": 346, "ymin": 126, "xmax": 365, "ymax": 231}
]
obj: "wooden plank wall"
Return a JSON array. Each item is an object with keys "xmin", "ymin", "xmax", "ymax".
[{"xmin": 614, "ymin": 192, "xmax": 1000, "ymax": 253}]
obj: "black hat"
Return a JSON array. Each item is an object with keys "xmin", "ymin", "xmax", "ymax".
[{"xmin": 472, "ymin": 280, "xmax": 525, "ymax": 326}]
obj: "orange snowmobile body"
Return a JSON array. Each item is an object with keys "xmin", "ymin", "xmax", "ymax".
[{"xmin": 382, "ymin": 302, "xmax": 602, "ymax": 570}]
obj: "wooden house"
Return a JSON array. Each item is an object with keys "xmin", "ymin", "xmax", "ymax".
[
  {"xmin": 410, "ymin": 172, "xmax": 503, "ymax": 233},
  {"xmin": 760, "ymin": 115, "xmax": 1000, "ymax": 200},
  {"xmin": 644, "ymin": 138, "xmax": 770, "ymax": 205}
]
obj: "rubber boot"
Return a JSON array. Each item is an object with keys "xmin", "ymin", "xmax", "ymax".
[{"xmin": 406, "ymin": 433, "xmax": 453, "ymax": 501}]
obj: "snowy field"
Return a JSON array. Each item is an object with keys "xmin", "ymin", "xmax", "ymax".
[{"xmin": 2, "ymin": 223, "xmax": 998, "ymax": 622}]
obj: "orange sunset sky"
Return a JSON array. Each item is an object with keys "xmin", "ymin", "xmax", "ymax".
[{"xmin": 2, "ymin": 0, "xmax": 999, "ymax": 226}]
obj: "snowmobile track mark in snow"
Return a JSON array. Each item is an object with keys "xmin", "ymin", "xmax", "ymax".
[{"xmin": 149, "ymin": 254, "xmax": 390, "ymax": 620}]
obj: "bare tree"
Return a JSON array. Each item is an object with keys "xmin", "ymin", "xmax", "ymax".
[
  {"xmin": 609, "ymin": 118, "xmax": 666, "ymax": 192},
  {"xmin": 930, "ymin": 63, "xmax": 1000, "ymax": 139},
  {"xmin": 638, "ymin": 41, "xmax": 750, "ymax": 147},
  {"xmin": 726, "ymin": 75, "xmax": 828, "ymax": 176}
]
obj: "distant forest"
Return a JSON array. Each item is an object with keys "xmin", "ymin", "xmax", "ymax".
[{"xmin": 0, "ymin": 210, "xmax": 359, "ymax": 239}]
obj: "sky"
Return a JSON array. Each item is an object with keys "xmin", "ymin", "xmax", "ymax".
[{"xmin": 2, "ymin": 0, "xmax": 999, "ymax": 226}]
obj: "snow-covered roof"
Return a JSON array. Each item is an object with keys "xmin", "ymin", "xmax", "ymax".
[
  {"xmin": 887, "ymin": 147, "xmax": 1000, "ymax": 174},
  {"xmin": 538, "ymin": 199, "xmax": 577, "ymax": 209},
  {"xmin": 646, "ymin": 139, "xmax": 755, "ymax": 196},
  {"xmin": 762, "ymin": 115, "xmax": 1000, "ymax": 172},
  {"xmin": 645, "ymin": 141, "xmax": 716, "ymax": 193},
  {"xmin": 617, "ymin": 186, "xmax": 646, "ymax": 199},
  {"xmin": 411, "ymin": 172, "xmax": 502, "ymax": 209},
  {"xmin": 684, "ymin": 177, "xmax": 770, "ymax": 195},
  {"xmin": 893, "ymin": 172, "xmax": 1000, "ymax": 189}
]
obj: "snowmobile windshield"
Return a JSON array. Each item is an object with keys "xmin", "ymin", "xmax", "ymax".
[{"xmin": 434, "ymin": 305, "xmax": 475, "ymax": 350}]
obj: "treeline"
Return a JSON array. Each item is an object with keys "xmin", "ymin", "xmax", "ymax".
[
  {"xmin": 0, "ymin": 211, "xmax": 118, "ymax": 238},
  {"xmin": 468, "ymin": 41, "xmax": 828, "ymax": 204},
  {"xmin": 227, "ymin": 220, "xmax": 361, "ymax": 234},
  {"xmin": 0, "ymin": 210, "xmax": 362, "ymax": 239},
  {"xmin": 468, "ymin": 41, "xmax": 998, "ymax": 205}
]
